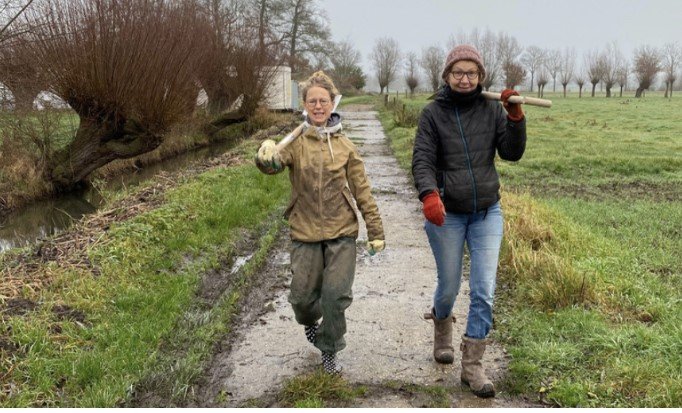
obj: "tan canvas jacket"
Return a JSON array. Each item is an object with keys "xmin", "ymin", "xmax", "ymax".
[{"xmin": 275, "ymin": 126, "xmax": 384, "ymax": 243}]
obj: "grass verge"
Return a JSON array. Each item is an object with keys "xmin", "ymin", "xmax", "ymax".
[{"xmin": 1, "ymin": 152, "xmax": 290, "ymax": 406}]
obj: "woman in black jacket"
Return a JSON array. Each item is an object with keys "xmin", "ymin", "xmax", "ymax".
[{"xmin": 412, "ymin": 44, "xmax": 527, "ymax": 398}]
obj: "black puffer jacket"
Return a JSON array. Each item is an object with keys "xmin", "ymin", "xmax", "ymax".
[{"xmin": 412, "ymin": 85, "xmax": 526, "ymax": 214}]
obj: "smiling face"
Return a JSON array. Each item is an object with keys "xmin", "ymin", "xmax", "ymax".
[
  {"xmin": 304, "ymin": 86, "xmax": 333, "ymax": 127},
  {"xmin": 446, "ymin": 60, "xmax": 480, "ymax": 93}
]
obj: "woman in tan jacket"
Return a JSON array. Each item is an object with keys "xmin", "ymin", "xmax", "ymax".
[{"xmin": 255, "ymin": 71, "xmax": 384, "ymax": 374}]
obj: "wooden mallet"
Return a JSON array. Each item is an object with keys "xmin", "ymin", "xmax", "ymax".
[
  {"xmin": 426, "ymin": 91, "xmax": 552, "ymax": 108},
  {"xmin": 481, "ymin": 91, "xmax": 552, "ymax": 108}
]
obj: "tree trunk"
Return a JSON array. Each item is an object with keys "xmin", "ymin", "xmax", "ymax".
[
  {"xmin": 203, "ymin": 110, "xmax": 247, "ymax": 137},
  {"xmin": 529, "ymin": 72, "xmax": 534, "ymax": 92},
  {"xmin": 5, "ymin": 84, "xmax": 41, "ymax": 112},
  {"xmin": 49, "ymin": 116, "xmax": 163, "ymax": 191},
  {"xmin": 579, "ymin": 85, "xmax": 583, "ymax": 98},
  {"xmin": 203, "ymin": 84, "xmax": 238, "ymax": 116},
  {"xmin": 606, "ymin": 86, "xmax": 612, "ymax": 98},
  {"xmin": 635, "ymin": 88, "xmax": 644, "ymax": 98},
  {"xmin": 591, "ymin": 83, "xmax": 597, "ymax": 97},
  {"xmin": 664, "ymin": 81, "xmax": 669, "ymax": 98},
  {"xmin": 619, "ymin": 86, "xmax": 623, "ymax": 97}
]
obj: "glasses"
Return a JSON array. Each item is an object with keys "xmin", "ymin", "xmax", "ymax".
[
  {"xmin": 450, "ymin": 70, "xmax": 479, "ymax": 80},
  {"xmin": 305, "ymin": 98, "xmax": 331, "ymax": 107}
]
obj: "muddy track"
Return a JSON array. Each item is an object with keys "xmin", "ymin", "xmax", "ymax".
[{"xmin": 182, "ymin": 107, "xmax": 541, "ymax": 408}]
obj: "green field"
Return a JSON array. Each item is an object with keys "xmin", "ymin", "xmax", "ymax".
[{"xmin": 370, "ymin": 91, "xmax": 682, "ymax": 407}]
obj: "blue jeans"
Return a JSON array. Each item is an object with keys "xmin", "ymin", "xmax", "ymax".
[{"xmin": 425, "ymin": 202, "xmax": 503, "ymax": 339}]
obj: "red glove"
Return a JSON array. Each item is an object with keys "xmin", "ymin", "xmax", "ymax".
[
  {"xmin": 501, "ymin": 89, "xmax": 524, "ymax": 122},
  {"xmin": 422, "ymin": 190, "xmax": 445, "ymax": 226}
]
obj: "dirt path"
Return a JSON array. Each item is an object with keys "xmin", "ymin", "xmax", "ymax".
[{"xmin": 192, "ymin": 107, "xmax": 533, "ymax": 407}]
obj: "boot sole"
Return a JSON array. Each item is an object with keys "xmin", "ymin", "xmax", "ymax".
[
  {"xmin": 434, "ymin": 355, "xmax": 454, "ymax": 364},
  {"xmin": 461, "ymin": 380, "xmax": 496, "ymax": 398}
]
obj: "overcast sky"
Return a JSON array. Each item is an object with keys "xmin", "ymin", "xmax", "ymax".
[{"xmin": 318, "ymin": 0, "xmax": 682, "ymax": 91}]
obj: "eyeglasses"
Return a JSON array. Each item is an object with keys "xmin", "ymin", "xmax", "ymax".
[
  {"xmin": 450, "ymin": 70, "xmax": 479, "ymax": 80},
  {"xmin": 305, "ymin": 98, "xmax": 331, "ymax": 107}
]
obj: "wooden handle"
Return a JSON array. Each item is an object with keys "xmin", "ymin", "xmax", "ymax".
[
  {"xmin": 481, "ymin": 91, "xmax": 552, "ymax": 108},
  {"xmin": 275, "ymin": 122, "xmax": 307, "ymax": 151}
]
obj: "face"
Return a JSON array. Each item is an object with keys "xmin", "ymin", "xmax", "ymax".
[
  {"xmin": 304, "ymin": 86, "xmax": 333, "ymax": 127},
  {"xmin": 446, "ymin": 60, "xmax": 480, "ymax": 93}
]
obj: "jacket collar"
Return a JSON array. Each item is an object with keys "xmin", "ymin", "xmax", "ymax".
[
  {"xmin": 436, "ymin": 84, "xmax": 483, "ymax": 108},
  {"xmin": 304, "ymin": 112, "xmax": 343, "ymax": 136}
]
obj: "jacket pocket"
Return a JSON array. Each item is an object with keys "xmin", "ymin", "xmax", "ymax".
[{"xmin": 341, "ymin": 187, "xmax": 357, "ymax": 213}]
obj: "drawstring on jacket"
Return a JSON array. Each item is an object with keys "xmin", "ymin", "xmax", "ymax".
[{"xmin": 304, "ymin": 112, "xmax": 343, "ymax": 163}]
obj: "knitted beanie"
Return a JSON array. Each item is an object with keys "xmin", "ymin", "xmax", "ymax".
[{"xmin": 441, "ymin": 44, "xmax": 486, "ymax": 82}]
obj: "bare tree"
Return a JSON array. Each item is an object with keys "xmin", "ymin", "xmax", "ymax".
[
  {"xmin": 536, "ymin": 69, "xmax": 549, "ymax": 98},
  {"xmin": 662, "ymin": 41, "xmax": 681, "ymax": 98},
  {"xmin": 452, "ymin": 29, "xmax": 502, "ymax": 90},
  {"xmin": 575, "ymin": 74, "xmax": 586, "ymax": 98},
  {"xmin": 520, "ymin": 45, "xmax": 546, "ymax": 92},
  {"xmin": 633, "ymin": 45, "xmax": 661, "ymax": 98},
  {"xmin": 0, "ymin": 34, "xmax": 44, "ymax": 110},
  {"xmin": 196, "ymin": 0, "xmax": 281, "ymax": 128},
  {"xmin": 559, "ymin": 47, "xmax": 576, "ymax": 97},
  {"xmin": 196, "ymin": 0, "xmax": 241, "ymax": 116},
  {"xmin": 600, "ymin": 41, "xmax": 624, "ymax": 97},
  {"xmin": 420, "ymin": 45, "xmax": 444, "ymax": 92},
  {"xmin": 585, "ymin": 50, "xmax": 605, "ymax": 97},
  {"xmin": 0, "ymin": 0, "xmax": 34, "ymax": 42},
  {"xmin": 497, "ymin": 33, "xmax": 523, "ymax": 69},
  {"xmin": 22, "ymin": 0, "xmax": 206, "ymax": 190},
  {"xmin": 503, "ymin": 61, "xmax": 526, "ymax": 90},
  {"xmin": 281, "ymin": 0, "xmax": 330, "ymax": 74},
  {"xmin": 477, "ymin": 30, "xmax": 500, "ymax": 90},
  {"xmin": 545, "ymin": 49, "xmax": 562, "ymax": 92},
  {"xmin": 329, "ymin": 40, "xmax": 366, "ymax": 93},
  {"xmin": 249, "ymin": 0, "xmax": 287, "ymax": 52},
  {"xmin": 498, "ymin": 33, "xmax": 523, "ymax": 89},
  {"xmin": 370, "ymin": 37, "xmax": 401, "ymax": 94},
  {"xmin": 404, "ymin": 51, "xmax": 419, "ymax": 96},
  {"xmin": 616, "ymin": 62, "xmax": 629, "ymax": 97}
]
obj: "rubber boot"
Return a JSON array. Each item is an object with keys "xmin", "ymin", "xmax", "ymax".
[
  {"xmin": 304, "ymin": 322, "xmax": 319, "ymax": 344},
  {"xmin": 460, "ymin": 335, "xmax": 495, "ymax": 398},
  {"xmin": 321, "ymin": 352, "xmax": 342, "ymax": 375},
  {"xmin": 424, "ymin": 308, "xmax": 456, "ymax": 364}
]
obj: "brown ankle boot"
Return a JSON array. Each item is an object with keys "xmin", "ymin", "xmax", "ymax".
[
  {"xmin": 424, "ymin": 308, "xmax": 456, "ymax": 364},
  {"xmin": 460, "ymin": 335, "xmax": 495, "ymax": 398}
]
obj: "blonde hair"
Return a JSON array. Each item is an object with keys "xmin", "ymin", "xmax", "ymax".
[{"xmin": 300, "ymin": 71, "xmax": 339, "ymax": 102}]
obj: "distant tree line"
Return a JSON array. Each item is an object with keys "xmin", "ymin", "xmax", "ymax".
[{"xmin": 368, "ymin": 28, "xmax": 681, "ymax": 99}]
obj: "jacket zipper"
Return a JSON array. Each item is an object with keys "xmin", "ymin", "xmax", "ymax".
[
  {"xmin": 455, "ymin": 107, "xmax": 477, "ymax": 212},
  {"xmin": 318, "ymin": 138, "xmax": 324, "ymax": 239}
]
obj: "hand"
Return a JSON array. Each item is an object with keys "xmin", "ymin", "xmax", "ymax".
[
  {"xmin": 422, "ymin": 190, "xmax": 445, "ymax": 226},
  {"xmin": 367, "ymin": 239, "xmax": 385, "ymax": 256},
  {"xmin": 501, "ymin": 89, "xmax": 524, "ymax": 122},
  {"xmin": 255, "ymin": 139, "xmax": 282, "ymax": 174}
]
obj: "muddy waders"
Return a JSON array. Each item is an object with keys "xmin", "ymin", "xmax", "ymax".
[{"xmin": 289, "ymin": 237, "xmax": 355, "ymax": 375}]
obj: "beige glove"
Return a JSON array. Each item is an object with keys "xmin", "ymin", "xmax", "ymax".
[
  {"xmin": 367, "ymin": 239, "xmax": 385, "ymax": 256},
  {"xmin": 255, "ymin": 139, "xmax": 283, "ymax": 174}
]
